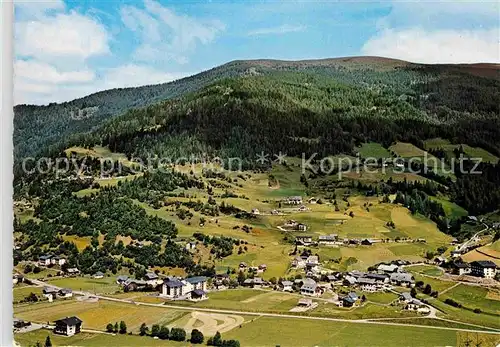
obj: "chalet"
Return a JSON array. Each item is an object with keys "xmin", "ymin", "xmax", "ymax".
[
  {"xmin": 349, "ymin": 270, "xmax": 366, "ymax": 278},
  {"xmin": 361, "ymin": 239, "xmax": 376, "ymax": 246},
  {"xmin": 186, "ymin": 276, "xmax": 208, "ymax": 291},
  {"xmin": 38, "ymin": 255, "xmax": 52, "ymax": 266},
  {"xmin": 342, "ymin": 292, "xmax": 359, "ymax": 307},
  {"xmin": 283, "ymin": 196, "xmax": 303, "ymax": 205},
  {"xmin": 434, "ymin": 256, "xmax": 447, "ymax": 266},
  {"xmin": 116, "ymin": 275, "xmax": 129, "ymax": 284},
  {"xmin": 51, "ymin": 256, "xmax": 66, "ymax": 266},
  {"xmin": 297, "ymin": 205, "xmax": 308, "ymax": 212},
  {"xmin": 307, "ymin": 197, "xmax": 318, "ymax": 204},
  {"xmin": 451, "ymin": 250, "xmax": 463, "ymax": 258},
  {"xmin": 377, "ymin": 264, "xmax": 399, "ymax": 274},
  {"xmin": 357, "ymin": 277, "xmax": 377, "ymax": 292},
  {"xmin": 300, "ymin": 278, "xmax": 322, "ymax": 296},
  {"xmin": 279, "ymin": 280, "xmax": 293, "ymax": 292},
  {"xmin": 399, "ymin": 292, "xmax": 413, "ymax": 303},
  {"xmin": 343, "ymin": 275, "xmax": 357, "ymax": 286},
  {"xmin": 298, "ymin": 298, "xmax": 313, "ymax": 307},
  {"xmin": 390, "ymin": 272, "xmax": 415, "ymax": 287},
  {"xmin": 297, "ymin": 223, "xmax": 308, "ymax": 232},
  {"xmin": 185, "ymin": 242, "xmax": 197, "ymax": 251},
  {"xmin": 318, "ymin": 234, "xmax": 338, "ymax": 246},
  {"xmin": 470, "ymin": 261, "xmax": 497, "ymax": 279},
  {"xmin": 54, "ymin": 316, "xmax": 82, "ymax": 336},
  {"xmin": 243, "ymin": 277, "xmax": 266, "ymax": 288},
  {"xmin": 162, "ymin": 278, "xmax": 187, "ymax": 298},
  {"xmin": 58, "ymin": 288, "xmax": 73, "ymax": 298},
  {"xmin": 364, "ymin": 273, "xmax": 389, "ymax": 284},
  {"xmin": 292, "ymin": 256, "xmax": 306, "ymax": 268},
  {"xmin": 93, "ymin": 271, "xmax": 104, "ymax": 279},
  {"xmin": 251, "ymin": 208, "xmax": 260, "ymax": 215},
  {"xmin": 306, "ymin": 255, "xmax": 319, "ymax": 267},
  {"xmin": 190, "ymin": 289, "xmax": 207, "ymax": 301},
  {"xmin": 451, "ymin": 262, "xmax": 471, "ymax": 275},
  {"xmin": 66, "ymin": 268, "xmax": 80, "ymax": 276},
  {"xmin": 123, "ymin": 278, "xmax": 148, "ymax": 292},
  {"xmin": 258, "ymin": 264, "xmax": 267, "ymax": 272},
  {"xmin": 295, "ymin": 235, "xmax": 313, "ymax": 246},
  {"xmin": 270, "ymin": 209, "xmax": 280, "ymax": 215},
  {"xmin": 144, "ymin": 272, "xmax": 162, "ymax": 286},
  {"xmin": 42, "ymin": 286, "xmax": 58, "ymax": 299}
]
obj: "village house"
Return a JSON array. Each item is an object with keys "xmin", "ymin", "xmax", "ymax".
[
  {"xmin": 38, "ymin": 255, "xmax": 52, "ymax": 267},
  {"xmin": 42, "ymin": 286, "xmax": 58, "ymax": 300},
  {"xmin": 292, "ymin": 256, "xmax": 306, "ymax": 269},
  {"xmin": 295, "ymin": 235, "xmax": 313, "ymax": 246},
  {"xmin": 214, "ymin": 274, "xmax": 229, "ymax": 288},
  {"xmin": 51, "ymin": 256, "xmax": 66, "ymax": 266},
  {"xmin": 377, "ymin": 264, "xmax": 400, "ymax": 274},
  {"xmin": 161, "ymin": 278, "xmax": 187, "ymax": 298},
  {"xmin": 399, "ymin": 292, "xmax": 413, "ymax": 304},
  {"xmin": 13, "ymin": 274, "xmax": 23, "ymax": 285},
  {"xmin": 434, "ymin": 256, "xmax": 447, "ymax": 266},
  {"xmin": 123, "ymin": 278, "xmax": 148, "ymax": 292},
  {"xmin": 361, "ymin": 239, "xmax": 378, "ymax": 246},
  {"xmin": 306, "ymin": 255, "xmax": 319, "ymax": 267},
  {"xmin": 298, "ymin": 298, "xmax": 313, "ymax": 307},
  {"xmin": 342, "ymin": 292, "xmax": 359, "ymax": 307},
  {"xmin": 343, "ymin": 275, "xmax": 357, "ymax": 287},
  {"xmin": 58, "ymin": 288, "xmax": 73, "ymax": 298},
  {"xmin": 185, "ymin": 242, "xmax": 197, "ymax": 251},
  {"xmin": 297, "ymin": 223, "xmax": 308, "ymax": 231},
  {"xmin": 470, "ymin": 261, "xmax": 497, "ymax": 279},
  {"xmin": 116, "ymin": 275, "xmax": 129, "ymax": 285},
  {"xmin": 258, "ymin": 264, "xmax": 267, "ymax": 272},
  {"xmin": 297, "ymin": 205, "xmax": 308, "ymax": 212},
  {"xmin": 318, "ymin": 234, "xmax": 338, "ymax": 246},
  {"xmin": 239, "ymin": 262, "xmax": 247, "ymax": 270},
  {"xmin": 300, "ymin": 278, "xmax": 322, "ymax": 296},
  {"xmin": 307, "ymin": 197, "xmax": 318, "ymax": 204},
  {"xmin": 93, "ymin": 271, "xmax": 104, "ymax": 279},
  {"xmin": 390, "ymin": 272, "xmax": 415, "ymax": 287},
  {"xmin": 357, "ymin": 277, "xmax": 377, "ymax": 292},
  {"xmin": 279, "ymin": 280, "xmax": 294, "ymax": 292},
  {"xmin": 186, "ymin": 276, "xmax": 208, "ymax": 291},
  {"xmin": 66, "ymin": 268, "xmax": 80, "ymax": 276},
  {"xmin": 251, "ymin": 208, "xmax": 260, "ymax": 215},
  {"xmin": 54, "ymin": 316, "xmax": 82, "ymax": 336},
  {"xmin": 144, "ymin": 272, "xmax": 162, "ymax": 286},
  {"xmin": 190, "ymin": 289, "xmax": 207, "ymax": 301},
  {"xmin": 364, "ymin": 273, "xmax": 389, "ymax": 284},
  {"xmin": 451, "ymin": 262, "xmax": 471, "ymax": 276},
  {"xmin": 283, "ymin": 196, "xmax": 303, "ymax": 205}
]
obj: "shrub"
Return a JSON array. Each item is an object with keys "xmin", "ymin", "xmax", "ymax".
[
  {"xmin": 473, "ymin": 308, "xmax": 481, "ymax": 314},
  {"xmin": 190, "ymin": 329, "xmax": 204, "ymax": 344},
  {"xmin": 170, "ymin": 328, "xmax": 186, "ymax": 341}
]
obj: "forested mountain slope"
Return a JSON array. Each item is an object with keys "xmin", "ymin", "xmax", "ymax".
[{"xmin": 13, "ymin": 57, "xmax": 499, "ymax": 164}]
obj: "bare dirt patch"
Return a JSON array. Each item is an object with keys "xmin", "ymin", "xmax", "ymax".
[{"xmin": 178, "ymin": 312, "xmax": 244, "ymax": 336}]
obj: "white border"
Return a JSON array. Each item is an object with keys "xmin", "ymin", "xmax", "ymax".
[{"xmin": 1, "ymin": 0, "xmax": 14, "ymax": 345}]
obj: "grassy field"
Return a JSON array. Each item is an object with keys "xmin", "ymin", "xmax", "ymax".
[
  {"xmin": 15, "ymin": 329, "xmax": 186, "ymax": 347},
  {"xmin": 356, "ymin": 142, "xmax": 391, "ymax": 159},
  {"xmin": 223, "ymin": 316, "xmax": 466, "ymax": 346},
  {"xmin": 429, "ymin": 196, "xmax": 468, "ymax": 219},
  {"xmin": 46, "ymin": 276, "xmax": 120, "ymax": 295},
  {"xmin": 13, "ymin": 286, "xmax": 43, "ymax": 302},
  {"xmin": 14, "ymin": 300, "xmax": 187, "ymax": 332},
  {"xmin": 406, "ymin": 264, "xmax": 444, "ymax": 277},
  {"xmin": 424, "ymin": 138, "xmax": 499, "ymax": 164},
  {"xmin": 439, "ymin": 284, "xmax": 500, "ymax": 314},
  {"xmin": 389, "ymin": 142, "xmax": 427, "ymax": 158}
]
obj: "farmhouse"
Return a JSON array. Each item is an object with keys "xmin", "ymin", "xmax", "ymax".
[
  {"xmin": 343, "ymin": 275, "xmax": 357, "ymax": 286},
  {"xmin": 186, "ymin": 276, "xmax": 208, "ymax": 291},
  {"xmin": 300, "ymin": 278, "xmax": 322, "ymax": 296},
  {"xmin": 144, "ymin": 272, "xmax": 162, "ymax": 286},
  {"xmin": 295, "ymin": 235, "xmax": 313, "ymax": 246},
  {"xmin": 364, "ymin": 273, "xmax": 389, "ymax": 284},
  {"xmin": 342, "ymin": 292, "xmax": 359, "ymax": 307},
  {"xmin": 377, "ymin": 264, "xmax": 399, "ymax": 274},
  {"xmin": 54, "ymin": 316, "xmax": 82, "ymax": 336},
  {"xmin": 51, "ymin": 256, "xmax": 66, "ymax": 266},
  {"xmin": 116, "ymin": 275, "xmax": 129, "ymax": 284},
  {"xmin": 279, "ymin": 280, "xmax": 294, "ymax": 292},
  {"xmin": 357, "ymin": 277, "xmax": 377, "ymax": 292},
  {"xmin": 470, "ymin": 261, "xmax": 497, "ymax": 279},
  {"xmin": 298, "ymin": 298, "xmax": 313, "ymax": 308},
  {"xmin": 38, "ymin": 255, "xmax": 52, "ymax": 266},
  {"xmin": 292, "ymin": 256, "xmax": 306, "ymax": 268},
  {"xmin": 66, "ymin": 268, "xmax": 80, "ymax": 276},
  {"xmin": 190, "ymin": 289, "xmax": 207, "ymax": 301},
  {"xmin": 390, "ymin": 272, "xmax": 415, "ymax": 287},
  {"xmin": 434, "ymin": 256, "xmax": 447, "ymax": 266},
  {"xmin": 451, "ymin": 262, "xmax": 471, "ymax": 276},
  {"xmin": 306, "ymin": 255, "xmax": 319, "ymax": 267},
  {"xmin": 42, "ymin": 287, "xmax": 58, "ymax": 299},
  {"xmin": 123, "ymin": 278, "xmax": 148, "ymax": 292},
  {"xmin": 58, "ymin": 288, "xmax": 73, "ymax": 298},
  {"xmin": 283, "ymin": 196, "xmax": 303, "ymax": 205},
  {"xmin": 361, "ymin": 239, "xmax": 377, "ymax": 246},
  {"xmin": 318, "ymin": 234, "xmax": 338, "ymax": 246}
]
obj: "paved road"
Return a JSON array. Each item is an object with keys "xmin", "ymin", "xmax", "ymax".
[
  {"xmin": 456, "ymin": 222, "xmax": 489, "ymax": 253},
  {"xmin": 26, "ymin": 277, "xmax": 500, "ymax": 335}
]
